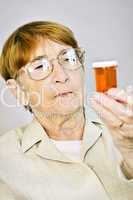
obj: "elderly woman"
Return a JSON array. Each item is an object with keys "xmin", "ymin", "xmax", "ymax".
[{"xmin": 0, "ymin": 21, "xmax": 133, "ymax": 200}]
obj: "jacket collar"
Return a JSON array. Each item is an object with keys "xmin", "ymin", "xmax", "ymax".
[
  {"xmin": 80, "ymin": 106, "xmax": 103, "ymax": 160},
  {"xmin": 21, "ymin": 105, "xmax": 103, "ymax": 162}
]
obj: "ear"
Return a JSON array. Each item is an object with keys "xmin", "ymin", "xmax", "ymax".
[
  {"xmin": 6, "ymin": 79, "xmax": 18, "ymax": 98},
  {"xmin": 6, "ymin": 79, "xmax": 29, "ymax": 106}
]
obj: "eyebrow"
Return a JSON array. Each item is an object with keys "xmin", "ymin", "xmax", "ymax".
[
  {"xmin": 30, "ymin": 54, "xmax": 48, "ymax": 63},
  {"xmin": 30, "ymin": 48, "xmax": 72, "ymax": 63}
]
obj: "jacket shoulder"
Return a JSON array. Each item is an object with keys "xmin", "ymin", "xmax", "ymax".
[
  {"xmin": 0, "ymin": 128, "xmax": 21, "ymax": 146},
  {"xmin": 0, "ymin": 122, "xmax": 31, "ymax": 152},
  {"xmin": 0, "ymin": 179, "xmax": 27, "ymax": 200},
  {"xmin": 0, "ymin": 180, "xmax": 16, "ymax": 200}
]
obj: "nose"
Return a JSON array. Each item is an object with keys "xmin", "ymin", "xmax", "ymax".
[{"xmin": 52, "ymin": 60, "xmax": 69, "ymax": 84}]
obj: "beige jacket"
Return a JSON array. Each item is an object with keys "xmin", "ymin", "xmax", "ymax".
[{"xmin": 0, "ymin": 106, "xmax": 133, "ymax": 200}]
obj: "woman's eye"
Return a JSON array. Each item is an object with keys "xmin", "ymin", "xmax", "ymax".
[
  {"xmin": 64, "ymin": 58, "xmax": 69, "ymax": 62},
  {"xmin": 34, "ymin": 64, "xmax": 43, "ymax": 70},
  {"xmin": 64, "ymin": 57, "xmax": 77, "ymax": 62}
]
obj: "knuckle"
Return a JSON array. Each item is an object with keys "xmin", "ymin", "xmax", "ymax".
[
  {"xmin": 127, "ymin": 111, "xmax": 133, "ymax": 119},
  {"xmin": 127, "ymin": 95, "xmax": 133, "ymax": 104},
  {"xmin": 124, "ymin": 111, "xmax": 133, "ymax": 122}
]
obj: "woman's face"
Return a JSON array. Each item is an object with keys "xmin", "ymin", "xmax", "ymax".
[{"xmin": 18, "ymin": 39, "xmax": 85, "ymax": 115}]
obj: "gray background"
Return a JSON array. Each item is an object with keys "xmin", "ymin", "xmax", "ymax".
[{"xmin": 0, "ymin": 0, "xmax": 133, "ymax": 134}]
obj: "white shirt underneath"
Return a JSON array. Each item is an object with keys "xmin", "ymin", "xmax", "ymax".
[{"xmin": 51, "ymin": 139, "xmax": 82, "ymax": 161}]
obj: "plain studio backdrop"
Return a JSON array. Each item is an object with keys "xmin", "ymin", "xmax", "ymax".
[{"xmin": 0, "ymin": 0, "xmax": 133, "ymax": 134}]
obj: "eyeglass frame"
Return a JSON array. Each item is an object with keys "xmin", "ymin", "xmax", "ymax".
[{"xmin": 15, "ymin": 47, "xmax": 85, "ymax": 81}]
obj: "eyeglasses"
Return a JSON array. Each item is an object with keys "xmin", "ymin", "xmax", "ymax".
[{"xmin": 16, "ymin": 47, "xmax": 85, "ymax": 81}]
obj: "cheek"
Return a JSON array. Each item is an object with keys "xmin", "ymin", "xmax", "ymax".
[
  {"xmin": 26, "ymin": 81, "xmax": 56, "ymax": 109},
  {"xmin": 69, "ymin": 69, "xmax": 85, "ymax": 90}
]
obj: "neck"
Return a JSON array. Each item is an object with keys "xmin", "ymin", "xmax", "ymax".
[{"xmin": 33, "ymin": 106, "xmax": 85, "ymax": 141}]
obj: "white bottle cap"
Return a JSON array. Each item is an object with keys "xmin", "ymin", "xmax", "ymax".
[{"xmin": 92, "ymin": 61, "xmax": 118, "ymax": 68}]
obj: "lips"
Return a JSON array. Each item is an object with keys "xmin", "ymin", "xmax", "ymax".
[{"xmin": 55, "ymin": 91, "xmax": 72, "ymax": 97}]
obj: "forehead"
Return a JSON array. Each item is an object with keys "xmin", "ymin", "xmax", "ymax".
[{"xmin": 30, "ymin": 38, "xmax": 71, "ymax": 61}]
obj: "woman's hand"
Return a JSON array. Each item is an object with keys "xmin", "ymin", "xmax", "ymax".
[{"xmin": 90, "ymin": 86, "xmax": 133, "ymax": 179}]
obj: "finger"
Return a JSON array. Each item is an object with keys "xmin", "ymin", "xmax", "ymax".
[
  {"xmin": 110, "ymin": 129, "xmax": 133, "ymax": 150},
  {"xmin": 119, "ymin": 123, "xmax": 133, "ymax": 138},
  {"xmin": 91, "ymin": 92, "xmax": 133, "ymax": 123},
  {"xmin": 90, "ymin": 98, "xmax": 122, "ymax": 128},
  {"xmin": 106, "ymin": 87, "xmax": 133, "ymax": 107},
  {"xmin": 107, "ymin": 87, "xmax": 133, "ymax": 116}
]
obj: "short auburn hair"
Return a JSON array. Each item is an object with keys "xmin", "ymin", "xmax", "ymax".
[{"xmin": 0, "ymin": 21, "xmax": 79, "ymax": 81}]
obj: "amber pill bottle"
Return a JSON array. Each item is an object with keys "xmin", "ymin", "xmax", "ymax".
[{"xmin": 92, "ymin": 61, "xmax": 117, "ymax": 92}]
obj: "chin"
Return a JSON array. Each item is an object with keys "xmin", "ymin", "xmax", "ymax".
[{"xmin": 54, "ymin": 102, "xmax": 83, "ymax": 115}]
